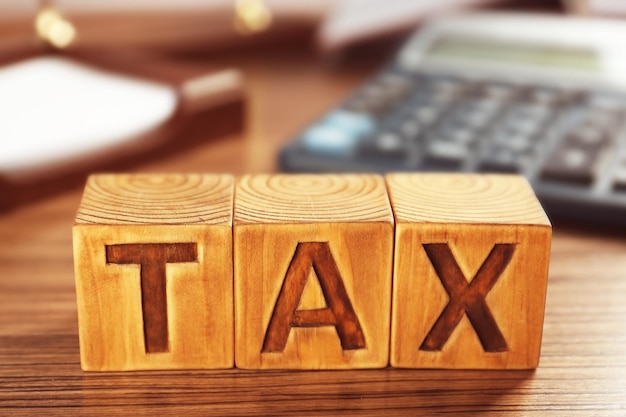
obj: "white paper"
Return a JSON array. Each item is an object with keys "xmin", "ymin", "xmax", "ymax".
[{"xmin": 0, "ymin": 56, "xmax": 176, "ymax": 174}]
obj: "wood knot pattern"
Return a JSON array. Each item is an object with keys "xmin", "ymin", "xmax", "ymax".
[
  {"xmin": 234, "ymin": 174, "xmax": 393, "ymax": 224},
  {"xmin": 386, "ymin": 173, "xmax": 551, "ymax": 225},
  {"xmin": 75, "ymin": 174, "xmax": 233, "ymax": 225}
]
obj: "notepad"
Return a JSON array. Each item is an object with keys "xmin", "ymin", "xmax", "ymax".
[{"xmin": 0, "ymin": 56, "xmax": 177, "ymax": 176}]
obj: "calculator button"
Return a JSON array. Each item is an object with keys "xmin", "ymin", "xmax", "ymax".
[
  {"xmin": 449, "ymin": 105, "xmax": 494, "ymax": 130},
  {"xmin": 424, "ymin": 140, "xmax": 468, "ymax": 165},
  {"xmin": 301, "ymin": 110, "xmax": 376, "ymax": 155},
  {"xmin": 301, "ymin": 125, "xmax": 360, "ymax": 156},
  {"xmin": 377, "ymin": 133, "xmax": 404, "ymax": 151},
  {"xmin": 540, "ymin": 144, "xmax": 601, "ymax": 185},
  {"xmin": 508, "ymin": 104, "xmax": 551, "ymax": 122},
  {"xmin": 583, "ymin": 110, "xmax": 623, "ymax": 132},
  {"xmin": 413, "ymin": 106, "xmax": 440, "ymax": 125},
  {"xmin": 458, "ymin": 111, "xmax": 491, "ymax": 129},
  {"xmin": 425, "ymin": 79, "xmax": 467, "ymax": 103},
  {"xmin": 432, "ymin": 89, "xmax": 461, "ymax": 103},
  {"xmin": 524, "ymin": 87, "xmax": 563, "ymax": 107},
  {"xmin": 346, "ymin": 76, "xmax": 415, "ymax": 117},
  {"xmin": 359, "ymin": 133, "xmax": 409, "ymax": 160},
  {"xmin": 566, "ymin": 127, "xmax": 607, "ymax": 148},
  {"xmin": 437, "ymin": 123, "xmax": 475, "ymax": 144},
  {"xmin": 500, "ymin": 112, "xmax": 544, "ymax": 136},
  {"xmin": 508, "ymin": 119, "xmax": 542, "ymax": 136},
  {"xmin": 478, "ymin": 82, "xmax": 518, "ymax": 101},
  {"xmin": 325, "ymin": 110, "xmax": 376, "ymax": 136},
  {"xmin": 399, "ymin": 119, "xmax": 421, "ymax": 139},
  {"xmin": 587, "ymin": 93, "xmax": 626, "ymax": 113},
  {"xmin": 429, "ymin": 78, "xmax": 465, "ymax": 94},
  {"xmin": 479, "ymin": 147, "xmax": 523, "ymax": 173},
  {"xmin": 467, "ymin": 98, "xmax": 501, "ymax": 114},
  {"xmin": 491, "ymin": 132, "xmax": 533, "ymax": 153}
]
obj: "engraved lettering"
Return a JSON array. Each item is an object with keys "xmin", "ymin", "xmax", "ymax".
[
  {"xmin": 262, "ymin": 242, "xmax": 366, "ymax": 353},
  {"xmin": 420, "ymin": 243, "xmax": 515, "ymax": 352},
  {"xmin": 106, "ymin": 243, "xmax": 197, "ymax": 353}
]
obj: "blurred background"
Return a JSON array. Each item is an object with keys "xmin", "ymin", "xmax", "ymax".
[{"xmin": 1, "ymin": 0, "xmax": 626, "ymax": 224}]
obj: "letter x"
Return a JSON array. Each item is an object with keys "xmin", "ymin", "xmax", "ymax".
[{"xmin": 420, "ymin": 243, "xmax": 516, "ymax": 352}]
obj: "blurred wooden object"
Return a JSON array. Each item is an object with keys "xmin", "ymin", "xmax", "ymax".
[
  {"xmin": 73, "ymin": 173, "xmax": 234, "ymax": 371},
  {"xmin": 234, "ymin": 174, "xmax": 394, "ymax": 369},
  {"xmin": 387, "ymin": 174, "xmax": 552, "ymax": 369},
  {"xmin": 0, "ymin": 0, "xmax": 327, "ymax": 56}
]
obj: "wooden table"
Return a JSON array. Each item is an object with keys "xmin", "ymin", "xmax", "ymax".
[{"xmin": 1, "ymin": 40, "xmax": 626, "ymax": 416}]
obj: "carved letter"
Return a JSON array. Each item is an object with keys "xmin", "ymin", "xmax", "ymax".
[
  {"xmin": 420, "ymin": 243, "xmax": 515, "ymax": 352},
  {"xmin": 106, "ymin": 243, "xmax": 197, "ymax": 353},
  {"xmin": 262, "ymin": 242, "xmax": 366, "ymax": 353}
]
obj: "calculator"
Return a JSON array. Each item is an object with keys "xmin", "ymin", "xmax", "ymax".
[{"xmin": 279, "ymin": 13, "xmax": 626, "ymax": 227}]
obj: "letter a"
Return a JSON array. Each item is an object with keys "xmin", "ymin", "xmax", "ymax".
[{"xmin": 262, "ymin": 242, "xmax": 366, "ymax": 353}]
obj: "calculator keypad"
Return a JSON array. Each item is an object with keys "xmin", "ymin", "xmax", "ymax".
[{"xmin": 286, "ymin": 70, "xmax": 626, "ymax": 225}]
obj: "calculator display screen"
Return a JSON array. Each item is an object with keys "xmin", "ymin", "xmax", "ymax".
[{"xmin": 427, "ymin": 35, "xmax": 601, "ymax": 72}]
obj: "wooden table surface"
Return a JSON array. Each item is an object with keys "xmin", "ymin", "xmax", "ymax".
[{"xmin": 1, "ymin": 39, "xmax": 626, "ymax": 416}]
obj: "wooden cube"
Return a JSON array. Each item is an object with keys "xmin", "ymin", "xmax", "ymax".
[
  {"xmin": 387, "ymin": 173, "xmax": 551, "ymax": 369},
  {"xmin": 234, "ymin": 174, "xmax": 394, "ymax": 369},
  {"xmin": 73, "ymin": 174, "xmax": 234, "ymax": 371}
]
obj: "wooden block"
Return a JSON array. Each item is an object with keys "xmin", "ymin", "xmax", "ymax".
[
  {"xmin": 386, "ymin": 173, "xmax": 551, "ymax": 369},
  {"xmin": 234, "ymin": 174, "xmax": 394, "ymax": 369},
  {"xmin": 73, "ymin": 174, "xmax": 234, "ymax": 371}
]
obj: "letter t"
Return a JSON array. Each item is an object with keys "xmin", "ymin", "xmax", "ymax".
[{"xmin": 106, "ymin": 243, "xmax": 197, "ymax": 353}]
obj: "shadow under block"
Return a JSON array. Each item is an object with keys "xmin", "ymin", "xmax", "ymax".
[
  {"xmin": 386, "ymin": 174, "xmax": 552, "ymax": 369},
  {"xmin": 234, "ymin": 174, "xmax": 394, "ymax": 369},
  {"xmin": 73, "ymin": 174, "xmax": 234, "ymax": 371}
]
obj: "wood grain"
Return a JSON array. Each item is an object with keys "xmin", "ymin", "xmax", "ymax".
[
  {"xmin": 73, "ymin": 174, "xmax": 234, "ymax": 370},
  {"xmin": 234, "ymin": 173, "xmax": 393, "ymax": 224},
  {"xmin": 385, "ymin": 173, "xmax": 551, "ymax": 225},
  {"xmin": 234, "ymin": 174, "xmax": 394, "ymax": 369},
  {"xmin": 387, "ymin": 173, "xmax": 552, "ymax": 369},
  {"xmin": 75, "ymin": 173, "xmax": 233, "ymax": 225}
]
